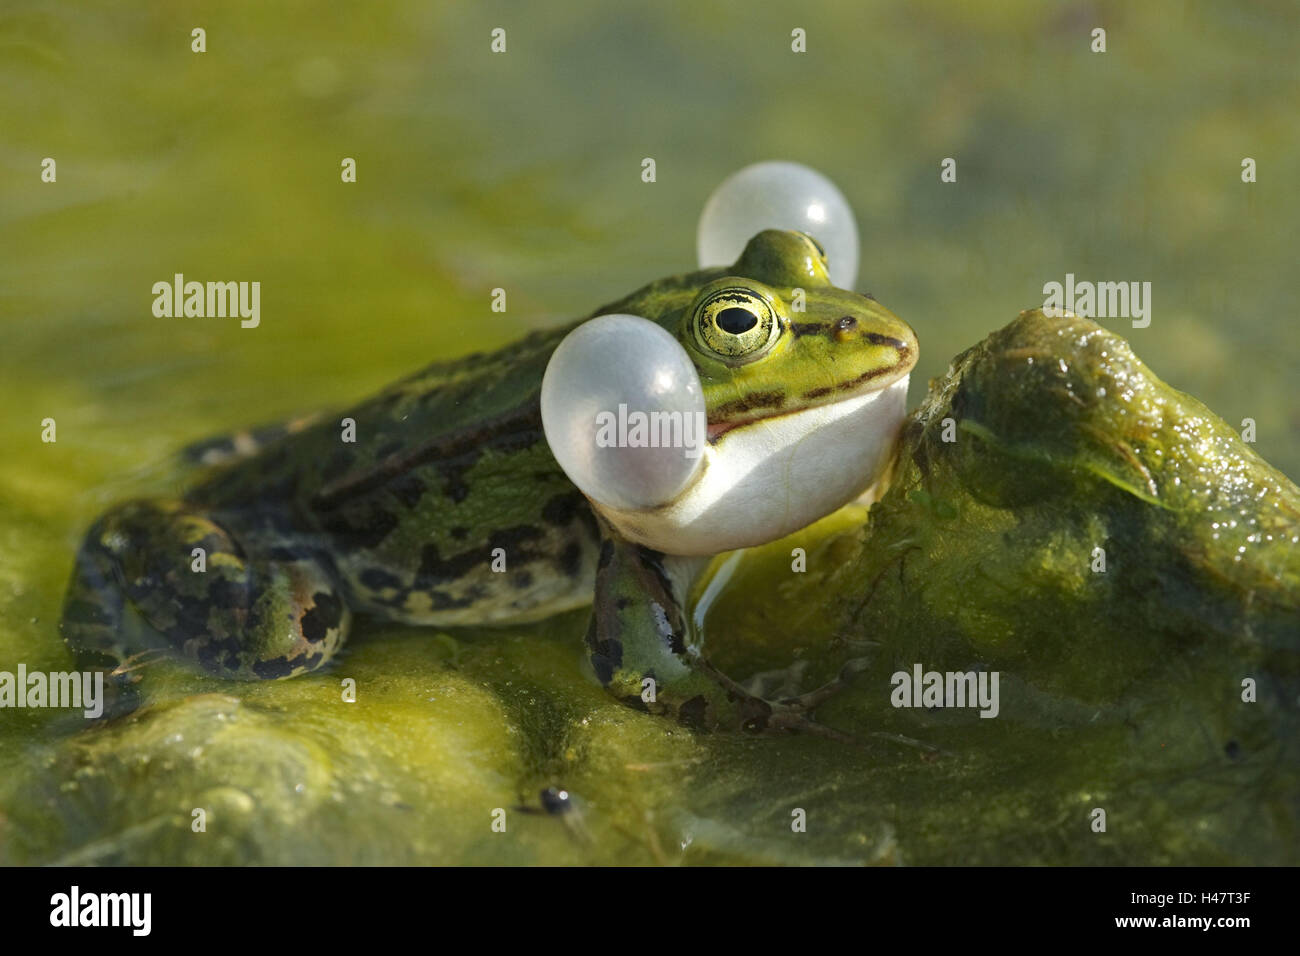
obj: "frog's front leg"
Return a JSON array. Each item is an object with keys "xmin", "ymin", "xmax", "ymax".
[
  {"xmin": 585, "ymin": 528, "xmax": 865, "ymax": 738},
  {"xmin": 62, "ymin": 499, "xmax": 350, "ymax": 681},
  {"xmin": 584, "ymin": 534, "xmax": 741, "ymax": 730}
]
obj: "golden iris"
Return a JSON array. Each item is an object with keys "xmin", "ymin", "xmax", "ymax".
[{"xmin": 693, "ymin": 288, "xmax": 780, "ymax": 362}]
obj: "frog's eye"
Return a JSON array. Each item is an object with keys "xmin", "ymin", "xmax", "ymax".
[{"xmin": 693, "ymin": 288, "xmax": 781, "ymax": 364}]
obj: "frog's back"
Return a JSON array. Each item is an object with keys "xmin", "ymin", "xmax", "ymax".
[{"xmin": 188, "ymin": 322, "xmax": 602, "ymax": 626}]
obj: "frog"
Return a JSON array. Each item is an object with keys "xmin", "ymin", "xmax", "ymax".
[{"xmin": 61, "ymin": 229, "xmax": 918, "ymax": 735}]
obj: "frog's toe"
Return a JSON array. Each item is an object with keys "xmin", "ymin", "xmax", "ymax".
[
  {"xmin": 62, "ymin": 500, "xmax": 351, "ymax": 681},
  {"xmin": 61, "ymin": 511, "xmax": 133, "ymax": 670},
  {"xmin": 705, "ymin": 656, "xmax": 935, "ymax": 751},
  {"xmin": 769, "ymin": 656, "xmax": 874, "ymax": 712},
  {"xmin": 742, "ymin": 694, "xmax": 934, "ymax": 753}
]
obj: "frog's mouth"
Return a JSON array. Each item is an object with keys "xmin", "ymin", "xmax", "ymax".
[
  {"xmin": 704, "ymin": 364, "xmax": 913, "ymax": 442},
  {"xmin": 599, "ymin": 373, "xmax": 911, "ymax": 556}
]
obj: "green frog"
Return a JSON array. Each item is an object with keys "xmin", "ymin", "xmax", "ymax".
[{"xmin": 62, "ymin": 230, "xmax": 918, "ymax": 734}]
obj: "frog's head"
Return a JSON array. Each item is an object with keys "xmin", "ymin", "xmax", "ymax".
[
  {"xmin": 681, "ymin": 229, "xmax": 916, "ymax": 438},
  {"xmin": 543, "ymin": 229, "xmax": 918, "ymax": 556}
]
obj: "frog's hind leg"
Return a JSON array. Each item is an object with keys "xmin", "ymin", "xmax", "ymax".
[{"xmin": 62, "ymin": 499, "xmax": 350, "ymax": 681}]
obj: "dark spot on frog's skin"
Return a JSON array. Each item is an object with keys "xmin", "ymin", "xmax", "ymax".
[
  {"xmin": 253, "ymin": 656, "xmax": 298, "ymax": 679},
  {"xmin": 584, "ymin": 616, "xmax": 622, "ymax": 684},
  {"xmin": 651, "ymin": 600, "xmax": 687, "ymax": 657},
  {"xmin": 711, "ymin": 390, "xmax": 786, "ymax": 419},
  {"xmin": 539, "ymin": 787, "xmax": 573, "ymax": 815},
  {"xmin": 511, "ymin": 570, "xmax": 534, "ymax": 590},
  {"xmin": 300, "ymin": 591, "xmax": 343, "ymax": 643},
  {"xmin": 589, "ymin": 647, "xmax": 619, "ymax": 685},
  {"xmin": 413, "ymin": 546, "xmax": 475, "ymax": 590},
  {"xmin": 802, "ymin": 360, "xmax": 907, "ymax": 400},
  {"xmin": 319, "ymin": 503, "xmax": 401, "ymax": 550},
  {"xmin": 864, "ymin": 331, "xmax": 908, "ymax": 350},
  {"xmin": 792, "ymin": 316, "xmax": 861, "ymax": 340},
  {"xmin": 614, "ymin": 597, "xmax": 631, "ymax": 610},
  {"xmin": 421, "ymin": 588, "xmax": 475, "ymax": 612},
  {"xmin": 449, "ymin": 526, "xmax": 469, "ymax": 541},
  {"xmin": 635, "ymin": 549, "xmax": 688, "ymax": 657},
  {"xmin": 205, "ymin": 576, "xmax": 246, "ymax": 611},
  {"xmin": 414, "ymin": 525, "xmax": 544, "ymax": 587},
  {"xmin": 195, "ymin": 636, "xmax": 239, "ymax": 673},
  {"xmin": 1225, "ymin": 740, "xmax": 1241, "ymax": 760},
  {"xmin": 542, "ymin": 489, "xmax": 600, "ymax": 546},
  {"xmin": 439, "ymin": 466, "xmax": 473, "ymax": 504},
  {"xmin": 558, "ymin": 542, "xmax": 583, "ymax": 578},
  {"xmin": 487, "ymin": 524, "xmax": 547, "ymax": 557},
  {"xmin": 172, "ymin": 589, "xmax": 238, "ymax": 635},
  {"xmin": 428, "ymin": 426, "xmax": 543, "ymax": 508},
  {"xmin": 360, "ymin": 567, "xmax": 403, "ymax": 591},
  {"xmin": 677, "ymin": 695, "xmax": 710, "ymax": 730},
  {"xmin": 541, "ymin": 491, "xmax": 586, "ymax": 528},
  {"xmin": 387, "ymin": 473, "xmax": 427, "ymax": 509}
]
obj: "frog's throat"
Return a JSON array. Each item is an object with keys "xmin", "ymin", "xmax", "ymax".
[{"xmin": 595, "ymin": 375, "xmax": 910, "ymax": 556}]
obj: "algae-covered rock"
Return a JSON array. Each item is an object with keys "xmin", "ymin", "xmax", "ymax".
[{"xmin": 707, "ymin": 308, "xmax": 1299, "ymax": 863}]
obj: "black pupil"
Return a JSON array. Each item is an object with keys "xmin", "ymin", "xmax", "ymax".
[{"xmin": 717, "ymin": 306, "xmax": 758, "ymax": 335}]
